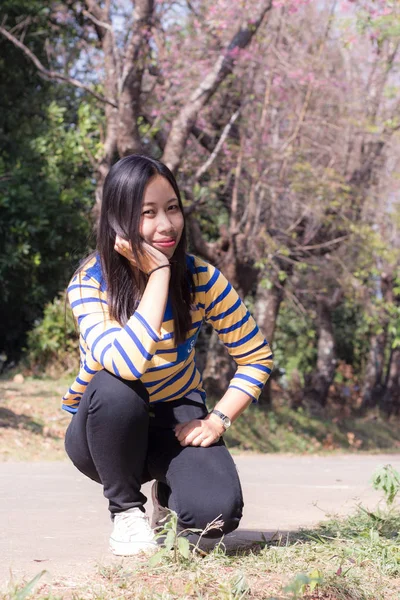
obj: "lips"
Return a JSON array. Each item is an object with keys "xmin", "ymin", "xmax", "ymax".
[{"xmin": 153, "ymin": 238, "xmax": 177, "ymax": 248}]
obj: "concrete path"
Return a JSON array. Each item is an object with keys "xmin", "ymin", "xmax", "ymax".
[{"xmin": 1, "ymin": 454, "xmax": 399, "ymax": 587}]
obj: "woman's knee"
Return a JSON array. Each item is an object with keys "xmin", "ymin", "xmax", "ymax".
[
  {"xmin": 88, "ymin": 370, "xmax": 149, "ymax": 418},
  {"xmin": 173, "ymin": 488, "xmax": 243, "ymax": 536}
]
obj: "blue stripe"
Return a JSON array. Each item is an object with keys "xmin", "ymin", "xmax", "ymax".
[
  {"xmin": 70, "ymin": 298, "xmax": 108, "ymax": 309},
  {"xmin": 79, "ymin": 343, "xmax": 87, "ymax": 355},
  {"xmin": 112, "ymin": 359, "xmax": 120, "ymax": 377},
  {"xmin": 196, "ymin": 268, "xmax": 219, "ymax": 293},
  {"xmin": 134, "ymin": 312, "xmax": 160, "ymax": 342},
  {"xmin": 161, "ymin": 332, "xmax": 174, "ymax": 341},
  {"xmin": 194, "ymin": 266, "xmax": 208, "ymax": 273},
  {"xmin": 223, "ymin": 325, "xmax": 259, "ymax": 348},
  {"xmin": 208, "ymin": 297, "xmax": 241, "ymax": 322},
  {"xmin": 189, "ymin": 320, "xmax": 203, "ymax": 331},
  {"xmin": 62, "ymin": 404, "xmax": 78, "ymax": 414},
  {"xmin": 78, "ymin": 314, "xmax": 89, "ymax": 325},
  {"xmin": 155, "ymin": 348, "xmax": 176, "ymax": 355},
  {"xmin": 82, "ymin": 322, "xmax": 98, "ymax": 341},
  {"xmin": 215, "ymin": 311, "xmax": 251, "ymax": 335},
  {"xmin": 125, "ymin": 324, "xmax": 153, "ymax": 361},
  {"xmin": 68, "ymin": 284, "xmax": 99, "ymax": 292},
  {"xmin": 152, "ymin": 362, "xmax": 192, "ymax": 395},
  {"xmin": 206, "ymin": 282, "xmax": 231, "ymax": 313},
  {"xmin": 248, "ymin": 363, "xmax": 272, "ymax": 374},
  {"xmin": 92, "ymin": 328, "xmax": 120, "ymax": 354},
  {"xmin": 197, "ymin": 302, "xmax": 205, "ymax": 309},
  {"xmin": 147, "ymin": 362, "xmax": 176, "ymax": 373},
  {"xmin": 100, "ymin": 343, "xmax": 112, "ymax": 365},
  {"xmin": 154, "ymin": 366, "xmax": 197, "ymax": 402},
  {"xmin": 228, "ymin": 385, "xmax": 257, "ymax": 402},
  {"xmin": 67, "ymin": 387, "xmax": 80, "ymax": 396},
  {"xmin": 233, "ymin": 341, "xmax": 267, "ymax": 360},
  {"xmin": 76, "ymin": 377, "xmax": 88, "ymax": 387},
  {"xmin": 84, "ymin": 364, "xmax": 97, "ymax": 375},
  {"xmin": 233, "ymin": 373, "xmax": 263, "ymax": 388},
  {"xmin": 114, "ymin": 340, "xmax": 142, "ymax": 378}
]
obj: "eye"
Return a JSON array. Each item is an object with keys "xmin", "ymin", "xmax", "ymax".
[
  {"xmin": 168, "ymin": 204, "xmax": 180, "ymax": 211},
  {"xmin": 142, "ymin": 209, "xmax": 155, "ymax": 216}
]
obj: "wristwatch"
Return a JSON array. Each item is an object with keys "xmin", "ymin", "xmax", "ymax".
[{"xmin": 210, "ymin": 409, "xmax": 232, "ymax": 430}]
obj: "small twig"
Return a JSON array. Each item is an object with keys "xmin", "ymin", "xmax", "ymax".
[
  {"xmin": 194, "ymin": 108, "xmax": 241, "ymax": 181},
  {"xmin": 0, "ymin": 25, "xmax": 118, "ymax": 108}
]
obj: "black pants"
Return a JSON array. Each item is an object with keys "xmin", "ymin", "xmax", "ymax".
[{"xmin": 65, "ymin": 370, "xmax": 243, "ymax": 537}]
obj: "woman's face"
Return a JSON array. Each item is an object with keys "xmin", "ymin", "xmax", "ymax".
[{"xmin": 140, "ymin": 175, "xmax": 184, "ymax": 258}]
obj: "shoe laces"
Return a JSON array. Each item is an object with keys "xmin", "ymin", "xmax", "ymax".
[{"xmin": 116, "ymin": 509, "xmax": 154, "ymax": 538}]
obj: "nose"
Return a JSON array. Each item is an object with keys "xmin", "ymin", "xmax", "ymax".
[{"xmin": 156, "ymin": 210, "xmax": 174, "ymax": 233}]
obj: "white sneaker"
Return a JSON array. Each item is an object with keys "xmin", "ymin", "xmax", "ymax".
[
  {"xmin": 151, "ymin": 481, "xmax": 170, "ymax": 530},
  {"xmin": 110, "ymin": 508, "xmax": 157, "ymax": 556}
]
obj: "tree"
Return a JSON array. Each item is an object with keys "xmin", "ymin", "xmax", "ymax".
[{"xmin": 0, "ymin": 0, "xmax": 94, "ymax": 364}]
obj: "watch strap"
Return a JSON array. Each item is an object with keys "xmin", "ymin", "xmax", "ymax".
[{"xmin": 210, "ymin": 409, "xmax": 231, "ymax": 429}]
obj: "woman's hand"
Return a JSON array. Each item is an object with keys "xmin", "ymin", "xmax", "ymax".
[
  {"xmin": 114, "ymin": 235, "xmax": 169, "ymax": 273},
  {"xmin": 174, "ymin": 417, "xmax": 224, "ymax": 448}
]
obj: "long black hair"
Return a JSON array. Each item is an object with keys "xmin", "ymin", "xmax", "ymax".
[{"xmin": 97, "ymin": 154, "xmax": 194, "ymax": 344}]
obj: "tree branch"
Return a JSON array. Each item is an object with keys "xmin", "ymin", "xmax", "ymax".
[
  {"xmin": 162, "ymin": 0, "xmax": 273, "ymax": 173},
  {"xmin": 194, "ymin": 108, "xmax": 241, "ymax": 181},
  {"xmin": 0, "ymin": 25, "xmax": 117, "ymax": 108}
]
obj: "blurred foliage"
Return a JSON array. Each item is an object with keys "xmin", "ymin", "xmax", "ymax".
[
  {"xmin": 25, "ymin": 292, "xmax": 79, "ymax": 376},
  {"xmin": 0, "ymin": 0, "xmax": 95, "ymax": 364}
]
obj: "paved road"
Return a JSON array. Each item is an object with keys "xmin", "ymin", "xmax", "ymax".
[{"xmin": 1, "ymin": 454, "xmax": 399, "ymax": 586}]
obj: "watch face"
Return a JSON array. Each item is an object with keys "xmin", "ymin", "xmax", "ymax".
[{"xmin": 224, "ymin": 417, "xmax": 231, "ymax": 429}]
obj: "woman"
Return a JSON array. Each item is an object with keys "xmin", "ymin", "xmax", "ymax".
[{"xmin": 63, "ymin": 154, "xmax": 273, "ymax": 556}]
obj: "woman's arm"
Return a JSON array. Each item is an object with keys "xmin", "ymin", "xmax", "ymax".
[
  {"xmin": 175, "ymin": 259, "xmax": 273, "ymax": 447},
  {"xmin": 116, "ymin": 236, "xmax": 171, "ymax": 337},
  {"xmin": 175, "ymin": 387, "xmax": 252, "ymax": 447},
  {"xmin": 69, "ymin": 241, "xmax": 171, "ymax": 380}
]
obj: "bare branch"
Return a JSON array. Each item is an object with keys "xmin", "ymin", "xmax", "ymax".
[
  {"xmin": 162, "ymin": 0, "xmax": 273, "ymax": 173},
  {"xmin": 82, "ymin": 9, "xmax": 112, "ymax": 32},
  {"xmin": 0, "ymin": 25, "xmax": 118, "ymax": 108},
  {"xmin": 194, "ymin": 108, "xmax": 241, "ymax": 181},
  {"xmin": 187, "ymin": 216, "xmax": 220, "ymax": 263},
  {"xmin": 84, "ymin": 0, "xmax": 108, "ymax": 41}
]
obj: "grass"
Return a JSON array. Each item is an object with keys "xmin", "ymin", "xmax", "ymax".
[
  {"xmin": 2, "ymin": 376, "xmax": 400, "ymax": 599},
  {"xmin": 2, "ymin": 504, "xmax": 400, "ymax": 599},
  {"xmin": 1, "ymin": 376, "xmax": 400, "ymax": 460}
]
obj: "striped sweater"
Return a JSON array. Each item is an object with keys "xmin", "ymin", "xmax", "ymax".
[{"xmin": 62, "ymin": 254, "xmax": 273, "ymax": 413}]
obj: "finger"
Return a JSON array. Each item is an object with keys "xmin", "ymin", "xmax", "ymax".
[
  {"xmin": 178, "ymin": 427, "xmax": 201, "ymax": 444},
  {"xmin": 186, "ymin": 432, "xmax": 205, "ymax": 447},
  {"xmin": 200, "ymin": 435, "xmax": 219, "ymax": 448},
  {"xmin": 175, "ymin": 424, "xmax": 193, "ymax": 442},
  {"xmin": 181, "ymin": 425, "xmax": 208, "ymax": 446},
  {"xmin": 175, "ymin": 420, "xmax": 201, "ymax": 442},
  {"xmin": 174, "ymin": 422, "xmax": 187, "ymax": 435}
]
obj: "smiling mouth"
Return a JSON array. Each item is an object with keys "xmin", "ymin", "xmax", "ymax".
[{"xmin": 154, "ymin": 239, "xmax": 177, "ymax": 247}]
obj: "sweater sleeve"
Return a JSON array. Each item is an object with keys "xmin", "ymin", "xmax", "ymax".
[
  {"xmin": 67, "ymin": 271, "xmax": 161, "ymax": 380},
  {"xmin": 202, "ymin": 262, "xmax": 273, "ymax": 402}
]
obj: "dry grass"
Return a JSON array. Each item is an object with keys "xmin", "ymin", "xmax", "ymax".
[
  {"xmin": 2, "ymin": 506, "xmax": 400, "ymax": 600},
  {"xmin": 2, "ymin": 376, "xmax": 400, "ymax": 462},
  {"xmin": 0, "ymin": 378, "xmax": 70, "ymax": 460}
]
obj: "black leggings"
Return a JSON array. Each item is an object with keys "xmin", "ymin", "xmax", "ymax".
[{"xmin": 65, "ymin": 370, "xmax": 243, "ymax": 536}]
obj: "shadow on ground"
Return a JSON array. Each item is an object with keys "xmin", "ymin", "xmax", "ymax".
[{"xmin": 0, "ymin": 406, "xmax": 43, "ymax": 434}]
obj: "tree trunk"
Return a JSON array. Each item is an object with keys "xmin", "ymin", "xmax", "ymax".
[
  {"xmin": 202, "ymin": 330, "xmax": 236, "ymax": 401},
  {"xmin": 380, "ymin": 348, "xmax": 400, "ymax": 416},
  {"xmin": 304, "ymin": 299, "xmax": 337, "ymax": 409},
  {"xmin": 253, "ymin": 281, "xmax": 283, "ymax": 405},
  {"xmin": 360, "ymin": 331, "xmax": 387, "ymax": 410},
  {"xmin": 253, "ymin": 280, "xmax": 283, "ymax": 345},
  {"xmin": 360, "ymin": 271, "xmax": 393, "ymax": 410}
]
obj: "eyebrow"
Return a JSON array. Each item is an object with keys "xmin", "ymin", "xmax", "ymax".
[{"xmin": 142, "ymin": 198, "xmax": 178, "ymax": 206}]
